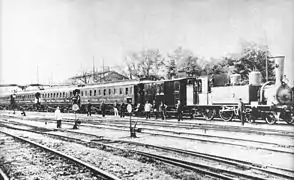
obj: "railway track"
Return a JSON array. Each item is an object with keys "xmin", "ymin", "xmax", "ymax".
[
  {"xmin": 2, "ymin": 112, "xmax": 294, "ymax": 136},
  {"xmin": 0, "ymin": 129, "xmax": 120, "ymax": 180},
  {"xmin": 1, "ymin": 122, "xmax": 293, "ymax": 180},
  {"xmin": 0, "ymin": 168, "xmax": 9, "ymax": 180},
  {"xmin": 86, "ymin": 118, "xmax": 294, "ymax": 137},
  {"xmin": 0, "ymin": 123, "xmax": 202, "ymax": 179},
  {"xmin": 2, "ymin": 116, "xmax": 294, "ymax": 155}
]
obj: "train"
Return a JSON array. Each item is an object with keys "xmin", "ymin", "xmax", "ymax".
[{"xmin": 0, "ymin": 56, "xmax": 293, "ymax": 125}]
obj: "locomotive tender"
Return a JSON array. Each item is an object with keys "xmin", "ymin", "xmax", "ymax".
[{"xmin": 0, "ymin": 56, "xmax": 293, "ymax": 124}]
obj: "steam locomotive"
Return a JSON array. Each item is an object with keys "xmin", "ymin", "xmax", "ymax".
[{"xmin": 0, "ymin": 56, "xmax": 293, "ymax": 124}]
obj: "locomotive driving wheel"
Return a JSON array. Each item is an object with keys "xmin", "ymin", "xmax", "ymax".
[
  {"xmin": 244, "ymin": 108, "xmax": 255, "ymax": 124},
  {"xmin": 280, "ymin": 111, "xmax": 294, "ymax": 124},
  {"xmin": 265, "ymin": 112, "xmax": 277, "ymax": 125},
  {"xmin": 202, "ymin": 108, "xmax": 216, "ymax": 121},
  {"xmin": 244, "ymin": 112, "xmax": 255, "ymax": 123},
  {"xmin": 219, "ymin": 110, "xmax": 234, "ymax": 122}
]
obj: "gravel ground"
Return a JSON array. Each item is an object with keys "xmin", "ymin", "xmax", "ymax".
[
  {"xmin": 2, "ymin": 128, "xmax": 209, "ymax": 180},
  {"xmin": 2, "ymin": 110, "xmax": 294, "ymax": 131},
  {"xmin": 3, "ymin": 117, "xmax": 293, "ymax": 171},
  {"xmin": 0, "ymin": 132, "xmax": 98, "ymax": 180},
  {"xmin": 44, "ymin": 130, "xmax": 291, "ymax": 179},
  {"xmin": 1, "ymin": 111, "xmax": 294, "ymax": 171}
]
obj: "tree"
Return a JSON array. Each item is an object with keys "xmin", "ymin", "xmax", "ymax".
[
  {"xmin": 166, "ymin": 59, "xmax": 177, "ymax": 79},
  {"xmin": 166, "ymin": 47, "xmax": 202, "ymax": 78},
  {"xmin": 125, "ymin": 49, "xmax": 166, "ymax": 80},
  {"xmin": 233, "ymin": 41, "xmax": 274, "ymax": 82},
  {"xmin": 179, "ymin": 56, "xmax": 202, "ymax": 77}
]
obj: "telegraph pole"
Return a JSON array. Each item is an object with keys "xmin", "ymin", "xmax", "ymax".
[
  {"xmin": 266, "ymin": 56, "xmax": 268, "ymax": 81},
  {"xmin": 102, "ymin": 58, "xmax": 105, "ymax": 81},
  {"xmin": 37, "ymin": 65, "xmax": 39, "ymax": 84},
  {"xmin": 93, "ymin": 56, "xmax": 95, "ymax": 82}
]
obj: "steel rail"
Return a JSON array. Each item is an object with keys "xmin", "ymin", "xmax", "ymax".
[
  {"xmin": 93, "ymin": 118, "xmax": 294, "ymax": 137},
  {"xmin": 1, "ymin": 123, "xmax": 293, "ymax": 180},
  {"xmin": 53, "ymin": 132, "xmax": 270, "ymax": 180},
  {"xmin": 0, "ymin": 168, "xmax": 9, "ymax": 180},
  {"xmin": 75, "ymin": 123, "xmax": 294, "ymax": 155},
  {"xmin": 3, "ymin": 113, "xmax": 294, "ymax": 136},
  {"xmin": 95, "ymin": 122, "xmax": 294, "ymax": 147},
  {"xmin": 2, "ymin": 118, "xmax": 293, "ymax": 155},
  {"xmin": 0, "ymin": 130, "xmax": 121, "ymax": 180}
]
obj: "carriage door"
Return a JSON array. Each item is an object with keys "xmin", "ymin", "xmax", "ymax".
[{"xmin": 186, "ymin": 79, "xmax": 194, "ymax": 105}]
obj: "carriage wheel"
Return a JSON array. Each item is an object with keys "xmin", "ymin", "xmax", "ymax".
[
  {"xmin": 219, "ymin": 110, "xmax": 234, "ymax": 122},
  {"xmin": 265, "ymin": 112, "xmax": 277, "ymax": 125},
  {"xmin": 202, "ymin": 109, "xmax": 216, "ymax": 121}
]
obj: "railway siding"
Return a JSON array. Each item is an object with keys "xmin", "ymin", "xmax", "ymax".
[
  {"xmin": 0, "ymin": 127, "xmax": 201, "ymax": 180},
  {"xmin": 0, "ymin": 131, "xmax": 112, "ymax": 180},
  {"xmin": 1, "ymin": 121, "xmax": 294, "ymax": 179}
]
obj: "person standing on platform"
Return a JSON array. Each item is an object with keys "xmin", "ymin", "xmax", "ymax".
[
  {"xmin": 238, "ymin": 98, "xmax": 245, "ymax": 126},
  {"xmin": 159, "ymin": 101, "xmax": 167, "ymax": 120},
  {"xmin": 87, "ymin": 100, "xmax": 92, "ymax": 116},
  {"xmin": 113, "ymin": 101, "xmax": 119, "ymax": 117},
  {"xmin": 144, "ymin": 101, "xmax": 151, "ymax": 119},
  {"xmin": 176, "ymin": 100, "xmax": 183, "ymax": 122},
  {"xmin": 55, "ymin": 107, "xmax": 62, "ymax": 128},
  {"xmin": 120, "ymin": 101, "xmax": 126, "ymax": 118},
  {"xmin": 152, "ymin": 100, "xmax": 158, "ymax": 119},
  {"xmin": 100, "ymin": 101, "xmax": 106, "ymax": 118}
]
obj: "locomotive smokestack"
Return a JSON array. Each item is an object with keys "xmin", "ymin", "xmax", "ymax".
[{"xmin": 273, "ymin": 56, "xmax": 285, "ymax": 86}]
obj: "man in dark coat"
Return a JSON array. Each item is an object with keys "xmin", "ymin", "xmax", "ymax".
[
  {"xmin": 238, "ymin": 98, "xmax": 245, "ymax": 125},
  {"xmin": 176, "ymin": 100, "xmax": 183, "ymax": 122},
  {"xmin": 120, "ymin": 101, "xmax": 126, "ymax": 118},
  {"xmin": 87, "ymin": 100, "xmax": 92, "ymax": 116},
  {"xmin": 100, "ymin": 101, "xmax": 106, "ymax": 118},
  {"xmin": 159, "ymin": 101, "xmax": 167, "ymax": 120}
]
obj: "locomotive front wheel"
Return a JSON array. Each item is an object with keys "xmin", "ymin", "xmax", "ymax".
[
  {"xmin": 219, "ymin": 110, "xmax": 234, "ymax": 122},
  {"xmin": 202, "ymin": 109, "xmax": 216, "ymax": 121},
  {"xmin": 265, "ymin": 112, "xmax": 277, "ymax": 125}
]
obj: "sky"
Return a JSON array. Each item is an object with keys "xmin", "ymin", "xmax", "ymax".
[{"xmin": 1, "ymin": 0, "xmax": 294, "ymax": 85}]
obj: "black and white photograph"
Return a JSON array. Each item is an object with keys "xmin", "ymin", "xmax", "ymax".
[{"xmin": 0, "ymin": 0, "xmax": 294, "ymax": 179}]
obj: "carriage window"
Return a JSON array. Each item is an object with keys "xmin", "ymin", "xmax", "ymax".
[
  {"xmin": 60, "ymin": 92, "xmax": 62, "ymax": 97},
  {"xmin": 109, "ymin": 89, "xmax": 111, "ymax": 95},
  {"xmin": 174, "ymin": 81, "xmax": 180, "ymax": 92},
  {"xmin": 113, "ymin": 88, "xmax": 116, "ymax": 95},
  {"xmin": 94, "ymin": 90, "xmax": 96, "ymax": 96},
  {"xmin": 70, "ymin": 92, "xmax": 73, "ymax": 97},
  {"xmin": 119, "ymin": 88, "xmax": 123, "ymax": 94},
  {"xmin": 197, "ymin": 80, "xmax": 202, "ymax": 93},
  {"xmin": 53, "ymin": 93, "xmax": 56, "ymax": 98},
  {"xmin": 130, "ymin": 87, "xmax": 133, "ymax": 94},
  {"xmin": 98, "ymin": 89, "xmax": 101, "ymax": 95},
  {"xmin": 90, "ymin": 90, "xmax": 92, "ymax": 96},
  {"xmin": 63, "ymin": 92, "xmax": 65, "ymax": 97},
  {"xmin": 81, "ymin": 91, "xmax": 84, "ymax": 96},
  {"xmin": 103, "ymin": 89, "xmax": 106, "ymax": 96},
  {"xmin": 57, "ymin": 93, "xmax": 59, "ymax": 98},
  {"xmin": 85, "ymin": 91, "xmax": 88, "ymax": 96},
  {"xmin": 125, "ymin": 88, "xmax": 128, "ymax": 95}
]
